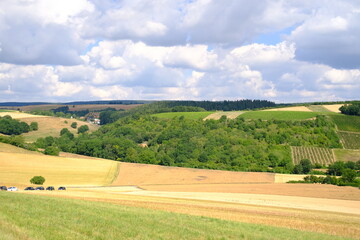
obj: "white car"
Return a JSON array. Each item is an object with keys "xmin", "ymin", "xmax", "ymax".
[{"xmin": 7, "ymin": 187, "xmax": 18, "ymax": 191}]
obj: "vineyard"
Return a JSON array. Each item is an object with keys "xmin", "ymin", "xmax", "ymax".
[
  {"xmin": 291, "ymin": 146, "xmax": 335, "ymax": 165},
  {"xmin": 338, "ymin": 131, "xmax": 360, "ymax": 149}
]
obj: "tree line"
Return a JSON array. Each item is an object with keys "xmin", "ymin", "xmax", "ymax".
[
  {"xmin": 0, "ymin": 115, "xmax": 38, "ymax": 135},
  {"xmin": 340, "ymin": 103, "xmax": 360, "ymax": 116}
]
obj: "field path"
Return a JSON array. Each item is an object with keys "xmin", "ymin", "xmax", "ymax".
[{"xmin": 203, "ymin": 111, "xmax": 244, "ymax": 120}]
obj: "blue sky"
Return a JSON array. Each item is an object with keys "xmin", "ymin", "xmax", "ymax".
[{"xmin": 0, "ymin": 0, "xmax": 359, "ymax": 103}]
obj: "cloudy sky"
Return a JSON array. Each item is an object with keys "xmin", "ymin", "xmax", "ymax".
[{"xmin": 0, "ymin": 0, "xmax": 359, "ymax": 103}]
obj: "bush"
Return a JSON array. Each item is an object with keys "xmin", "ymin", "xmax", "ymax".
[
  {"xmin": 44, "ymin": 146, "xmax": 60, "ymax": 156},
  {"xmin": 30, "ymin": 122, "xmax": 38, "ymax": 131},
  {"xmin": 71, "ymin": 122, "xmax": 77, "ymax": 129},
  {"xmin": 30, "ymin": 176, "xmax": 45, "ymax": 185},
  {"xmin": 78, "ymin": 125, "xmax": 89, "ymax": 134}
]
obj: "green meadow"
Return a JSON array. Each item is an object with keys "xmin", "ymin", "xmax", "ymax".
[
  {"xmin": 0, "ymin": 192, "xmax": 349, "ymax": 240},
  {"xmin": 240, "ymin": 111, "xmax": 320, "ymax": 120},
  {"xmin": 330, "ymin": 115, "xmax": 360, "ymax": 132},
  {"xmin": 153, "ymin": 111, "xmax": 214, "ymax": 120}
]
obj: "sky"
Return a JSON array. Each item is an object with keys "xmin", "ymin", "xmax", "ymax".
[{"xmin": 0, "ymin": 0, "xmax": 359, "ymax": 103}]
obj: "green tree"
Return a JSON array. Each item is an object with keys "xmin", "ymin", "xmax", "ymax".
[
  {"xmin": 299, "ymin": 159, "xmax": 312, "ymax": 174},
  {"xmin": 78, "ymin": 125, "xmax": 89, "ymax": 134},
  {"xmin": 44, "ymin": 146, "xmax": 60, "ymax": 156},
  {"xmin": 341, "ymin": 169, "xmax": 357, "ymax": 182},
  {"xmin": 71, "ymin": 122, "xmax": 77, "ymax": 129},
  {"xmin": 30, "ymin": 176, "xmax": 45, "ymax": 185}
]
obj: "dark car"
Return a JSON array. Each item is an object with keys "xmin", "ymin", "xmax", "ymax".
[
  {"xmin": 58, "ymin": 186, "xmax": 66, "ymax": 190},
  {"xmin": 24, "ymin": 187, "xmax": 35, "ymax": 191},
  {"xmin": 46, "ymin": 186, "xmax": 55, "ymax": 191},
  {"xmin": 0, "ymin": 186, "xmax": 7, "ymax": 191},
  {"xmin": 35, "ymin": 186, "xmax": 44, "ymax": 190}
]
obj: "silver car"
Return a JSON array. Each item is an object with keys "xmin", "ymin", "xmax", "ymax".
[{"xmin": 7, "ymin": 187, "xmax": 18, "ymax": 191}]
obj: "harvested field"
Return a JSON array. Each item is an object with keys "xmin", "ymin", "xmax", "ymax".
[
  {"xmin": 262, "ymin": 106, "xmax": 313, "ymax": 112},
  {"xmin": 0, "ymin": 142, "xmax": 42, "ymax": 155},
  {"xmin": 306, "ymin": 105, "xmax": 331, "ymax": 112},
  {"xmin": 112, "ymin": 162, "xmax": 275, "ymax": 185},
  {"xmin": 322, "ymin": 104, "xmax": 343, "ymax": 113},
  {"xmin": 139, "ymin": 183, "xmax": 360, "ymax": 201},
  {"xmin": 291, "ymin": 146, "xmax": 335, "ymax": 165},
  {"xmin": 0, "ymin": 152, "xmax": 118, "ymax": 187},
  {"xmin": 20, "ymin": 116, "xmax": 99, "ymax": 142},
  {"xmin": 0, "ymin": 111, "xmax": 47, "ymax": 119},
  {"xmin": 203, "ymin": 111, "xmax": 244, "ymax": 120}
]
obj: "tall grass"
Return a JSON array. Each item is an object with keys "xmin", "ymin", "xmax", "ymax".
[{"xmin": 0, "ymin": 192, "xmax": 349, "ymax": 240}]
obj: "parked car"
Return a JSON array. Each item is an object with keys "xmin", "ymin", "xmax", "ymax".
[
  {"xmin": 35, "ymin": 186, "xmax": 44, "ymax": 190},
  {"xmin": 46, "ymin": 186, "xmax": 55, "ymax": 191},
  {"xmin": 0, "ymin": 186, "xmax": 7, "ymax": 191},
  {"xmin": 7, "ymin": 187, "xmax": 18, "ymax": 191},
  {"xmin": 24, "ymin": 187, "xmax": 35, "ymax": 191},
  {"xmin": 58, "ymin": 186, "xmax": 66, "ymax": 190}
]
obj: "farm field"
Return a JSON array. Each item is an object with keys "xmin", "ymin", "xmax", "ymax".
[
  {"xmin": 1, "ymin": 193, "xmax": 353, "ymax": 240},
  {"xmin": 330, "ymin": 115, "xmax": 360, "ymax": 132},
  {"xmin": 203, "ymin": 111, "xmax": 244, "ymax": 120},
  {"xmin": 306, "ymin": 105, "xmax": 331, "ymax": 112},
  {"xmin": 0, "ymin": 151, "xmax": 118, "ymax": 187},
  {"xmin": 334, "ymin": 149, "xmax": 360, "ymax": 162},
  {"xmin": 322, "ymin": 104, "xmax": 343, "ymax": 113},
  {"xmin": 241, "ymin": 111, "xmax": 319, "ymax": 120},
  {"xmin": 262, "ymin": 106, "xmax": 313, "ymax": 112},
  {"xmin": 291, "ymin": 146, "xmax": 335, "ymax": 165},
  {"xmin": 338, "ymin": 131, "xmax": 360, "ymax": 149},
  {"xmin": 153, "ymin": 111, "xmax": 214, "ymax": 120},
  {"xmin": 0, "ymin": 111, "xmax": 48, "ymax": 119}
]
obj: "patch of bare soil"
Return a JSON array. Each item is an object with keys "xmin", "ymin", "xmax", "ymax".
[{"xmin": 112, "ymin": 162, "xmax": 275, "ymax": 186}]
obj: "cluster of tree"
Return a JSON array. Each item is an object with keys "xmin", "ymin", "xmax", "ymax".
[
  {"xmin": 34, "ymin": 114, "xmax": 340, "ymax": 173},
  {"xmin": 99, "ymin": 100, "xmax": 277, "ymax": 125},
  {"xmin": 292, "ymin": 159, "xmax": 312, "ymax": 174},
  {"xmin": 294, "ymin": 161, "xmax": 360, "ymax": 187},
  {"xmin": 340, "ymin": 103, "xmax": 360, "ymax": 116},
  {"xmin": 0, "ymin": 115, "xmax": 37, "ymax": 135}
]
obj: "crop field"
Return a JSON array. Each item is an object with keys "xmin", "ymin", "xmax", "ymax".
[
  {"xmin": 306, "ymin": 105, "xmax": 331, "ymax": 112},
  {"xmin": 322, "ymin": 104, "xmax": 343, "ymax": 113},
  {"xmin": 0, "ymin": 151, "xmax": 118, "ymax": 187},
  {"xmin": 0, "ymin": 111, "xmax": 48, "ymax": 119},
  {"xmin": 241, "ymin": 111, "xmax": 319, "ymax": 120},
  {"xmin": 152, "ymin": 111, "xmax": 214, "ymax": 120},
  {"xmin": 2, "ymin": 193, "xmax": 355, "ymax": 240},
  {"xmin": 262, "ymin": 106, "xmax": 313, "ymax": 112},
  {"xmin": 291, "ymin": 146, "xmax": 335, "ymax": 165},
  {"xmin": 203, "ymin": 111, "xmax": 244, "ymax": 120},
  {"xmin": 338, "ymin": 131, "xmax": 360, "ymax": 149},
  {"xmin": 330, "ymin": 115, "xmax": 360, "ymax": 132},
  {"xmin": 21, "ymin": 116, "xmax": 99, "ymax": 142},
  {"xmin": 334, "ymin": 149, "xmax": 360, "ymax": 162}
]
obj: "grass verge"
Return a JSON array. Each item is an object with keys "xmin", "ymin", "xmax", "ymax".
[{"xmin": 0, "ymin": 192, "xmax": 352, "ymax": 240}]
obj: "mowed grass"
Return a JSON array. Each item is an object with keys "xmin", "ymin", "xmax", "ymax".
[
  {"xmin": 0, "ymin": 192, "xmax": 350, "ymax": 240},
  {"xmin": 241, "ymin": 111, "xmax": 319, "ymax": 120},
  {"xmin": 153, "ymin": 111, "xmax": 214, "ymax": 120},
  {"xmin": 330, "ymin": 115, "xmax": 360, "ymax": 132},
  {"xmin": 0, "ymin": 150, "xmax": 118, "ymax": 187},
  {"xmin": 334, "ymin": 149, "xmax": 360, "ymax": 162}
]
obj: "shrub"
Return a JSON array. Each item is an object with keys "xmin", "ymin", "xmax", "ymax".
[
  {"xmin": 30, "ymin": 122, "xmax": 38, "ymax": 131},
  {"xmin": 44, "ymin": 146, "xmax": 60, "ymax": 156},
  {"xmin": 30, "ymin": 176, "xmax": 45, "ymax": 185},
  {"xmin": 71, "ymin": 122, "xmax": 77, "ymax": 129}
]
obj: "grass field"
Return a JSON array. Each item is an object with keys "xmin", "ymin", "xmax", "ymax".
[
  {"xmin": 291, "ymin": 146, "xmax": 335, "ymax": 165},
  {"xmin": 334, "ymin": 149, "xmax": 360, "ymax": 162},
  {"xmin": 338, "ymin": 131, "xmax": 360, "ymax": 149},
  {"xmin": 152, "ymin": 111, "xmax": 214, "ymax": 120},
  {"xmin": 241, "ymin": 111, "xmax": 319, "ymax": 120},
  {"xmin": 1, "ymin": 192, "xmax": 351, "ymax": 240},
  {"xmin": 0, "ymin": 151, "xmax": 118, "ymax": 187},
  {"xmin": 21, "ymin": 116, "xmax": 99, "ymax": 142},
  {"xmin": 330, "ymin": 115, "xmax": 360, "ymax": 132}
]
